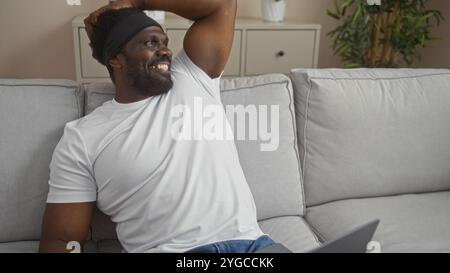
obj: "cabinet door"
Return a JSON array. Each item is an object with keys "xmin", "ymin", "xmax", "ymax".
[
  {"xmin": 245, "ymin": 30, "xmax": 317, "ymax": 75},
  {"xmin": 166, "ymin": 29, "xmax": 242, "ymax": 77},
  {"xmin": 79, "ymin": 28, "xmax": 109, "ymax": 78}
]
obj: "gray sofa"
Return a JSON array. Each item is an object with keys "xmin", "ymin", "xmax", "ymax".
[{"xmin": 1, "ymin": 69, "xmax": 449, "ymax": 253}]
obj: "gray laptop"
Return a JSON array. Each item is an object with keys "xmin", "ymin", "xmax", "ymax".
[{"xmin": 254, "ymin": 219, "xmax": 380, "ymax": 253}]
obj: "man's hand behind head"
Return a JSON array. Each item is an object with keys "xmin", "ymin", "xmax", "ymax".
[{"xmin": 84, "ymin": 0, "xmax": 137, "ymax": 40}]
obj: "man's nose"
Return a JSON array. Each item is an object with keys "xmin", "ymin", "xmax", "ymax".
[{"xmin": 156, "ymin": 46, "xmax": 173, "ymax": 59}]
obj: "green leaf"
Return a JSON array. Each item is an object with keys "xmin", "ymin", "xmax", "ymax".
[
  {"xmin": 342, "ymin": 0, "xmax": 354, "ymax": 9},
  {"xmin": 327, "ymin": 9, "xmax": 341, "ymax": 20},
  {"xmin": 352, "ymin": 4, "xmax": 361, "ymax": 25},
  {"xmin": 334, "ymin": 0, "xmax": 341, "ymax": 16}
]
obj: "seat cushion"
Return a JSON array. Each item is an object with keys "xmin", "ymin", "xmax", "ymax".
[
  {"xmin": 97, "ymin": 240, "xmax": 123, "ymax": 253},
  {"xmin": 91, "ymin": 214, "xmax": 321, "ymax": 253},
  {"xmin": 94, "ymin": 216, "xmax": 321, "ymax": 253},
  {"xmin": 0, "ymin": 241, "xmax": 40, "ymax": 253},
  {"xmin": 258, "ymin": 216, "xmax": 320, "ymax": 253},
  {"xmin": 306, "ymin": 191, "xmax": 450, "ymax": 253},
  {"xmin": 0, "ymin": 240, "xmax": 97, "ymax": 253},
  {"xmin": 0, "ymin": 79, "xmax": 83, "ymax": 242},
  {"xmin": 291, "ymin": 69, "xmax": 450, "ymax": 206}
]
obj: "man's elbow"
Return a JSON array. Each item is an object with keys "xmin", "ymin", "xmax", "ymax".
[
  {"xmin": 216, "ymin": 0, "xmax": 237, "ymax": 10},
  {"xmin": 218, "ymin": 0, "xmax": 237, "ymax": 19},
  {"xmin": 225, "ymin": 0, "xmax": 237, "ymax": 9}
]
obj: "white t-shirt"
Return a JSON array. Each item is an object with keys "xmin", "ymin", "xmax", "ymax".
[{"xmin": 46, "ymin": 49, "xmax": 264, "ymax": 253}]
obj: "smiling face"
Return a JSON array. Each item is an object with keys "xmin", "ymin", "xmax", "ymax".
[{"xmin": 116, "ymin": 26, "xmax": 174, "ymax": 97}]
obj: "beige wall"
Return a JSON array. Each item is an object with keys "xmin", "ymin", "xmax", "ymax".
[
  {"xmin": 417, "ymin": 0, "xmax": 450, "ymax": 68},
  {"xmin": 0, "ymin": 0, "xmax": 448, "ymax": 80}
]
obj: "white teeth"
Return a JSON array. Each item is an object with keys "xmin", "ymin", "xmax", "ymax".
[
  {"xmin": 151, "ymin": 63, "xmax": 169, "ymax": 72},
  {"xmin": 157, "ymin": 64, "xmax": 168, "ymax": 71}
]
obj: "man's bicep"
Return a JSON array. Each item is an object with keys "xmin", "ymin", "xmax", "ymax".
[
  {"xmin": 39, "ymin": 202, "xmax": 95, "ymax": 253},
  {"xmin": 183, "ymin": 0, "xmax": 236, "ymax": 78}
]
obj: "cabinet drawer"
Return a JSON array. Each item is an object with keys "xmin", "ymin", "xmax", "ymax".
[
  {"xmin": 79, "ymin": 28, "xmax": 109, "ymax": 78},
  {"xmin": 166, "ymin": 29, "xmax": 242, "ymax": 77},
  {"xmin": 245, "ymin": 30, "xmax": 316, "ymax": 75}
]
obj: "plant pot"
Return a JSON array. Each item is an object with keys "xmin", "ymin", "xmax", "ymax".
[{"xmin": 261, "ymin": 0, "xmax": 286, "ymax": 22}]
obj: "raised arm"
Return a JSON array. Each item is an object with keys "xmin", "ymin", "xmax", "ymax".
[
  {"xmin": 85, "ymin": 0, "xmax": 237, "ymax": 78},
  {"xmin": 39, "ymin": 202, "xmax": 95, "ymax": 253},
  {"xmin": 140, "ymin": 0, "xmax": 237, "ymax": 78}
]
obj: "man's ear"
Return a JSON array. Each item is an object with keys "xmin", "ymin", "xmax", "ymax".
[{"xmin": 109, "ymin": 54, "xmax": 125, "ymax": 69}]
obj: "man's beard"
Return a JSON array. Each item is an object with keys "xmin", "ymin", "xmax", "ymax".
[{"xmin": 124, "ymin": 55, "xmax": 173, "ymax": 97}]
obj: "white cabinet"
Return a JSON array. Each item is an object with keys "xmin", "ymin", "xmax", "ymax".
[
  {"xmin": 72, "ymin": 16, "xmax": 320, "ymax": 83},
  {"xmin": 245, "ymin": 30, "xmax": 317, "ymax": 75}
]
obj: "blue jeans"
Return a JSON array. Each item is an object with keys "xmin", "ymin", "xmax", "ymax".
[{"xmin": 185, "ymin": 235, "xmax": 276, "ymax": 253}]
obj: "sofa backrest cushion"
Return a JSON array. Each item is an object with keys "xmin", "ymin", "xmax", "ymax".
[
  {"xmin": 291, "ymin": 69, "xmax": 450, "ymax": 206},
  {"xmin": 220, "ymin": 74, "xmax": 304, "ymax": 220},
  {"xmin": 0, "ymin": 79, "xmax": 84, "ymax": 242},
  {"xmin": 85, "ymin": 74, "xmax": 305, "ymax": 240},
  {"xmin": 84, "ymin": 82, "xmax": 116, "ymax": 115}
]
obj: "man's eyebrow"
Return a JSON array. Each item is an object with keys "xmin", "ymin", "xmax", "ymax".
[{"xmin": 139, "ymin": 33, "xmax": 169, "ymax": 44}]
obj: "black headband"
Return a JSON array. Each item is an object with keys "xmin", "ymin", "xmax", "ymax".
[{"xmin": 102, "ymin": 11, "xmax": 163, "ymax": 65}]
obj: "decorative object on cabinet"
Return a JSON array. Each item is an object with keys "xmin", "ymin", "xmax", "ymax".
[{"xmin": 261, "ymin": 0, "xmax": 287, "ymax": 22}]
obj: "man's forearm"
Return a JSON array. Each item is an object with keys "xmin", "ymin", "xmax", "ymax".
[{"xmin": 131, "ymin": 0, "xmax": 233, "ymax": 21}]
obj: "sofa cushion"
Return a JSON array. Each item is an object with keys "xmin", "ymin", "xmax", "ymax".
[
  {"xmin": 97, "ymin": 240, "xmax": 123, "ymax": 253},
  {"xmin": 306, "ymin": 191, "xmax": 450, "ymax": 253},
  {"xmin": 220, "ymin": 74, "xmax": 304, "ymax": 220},
  {"xmin": 0, "ymin": 79, "xmax": 83, "ymax": 242},
  {"xmin": 0, "ymin": 241, "xmax": 40, "ymax": 253},
  {"xmin": 94, "ymin": 216, "xmax": 321, "ymax": 253},
  {"xmin": 94, "ymin": 215, "xmax": 321, "ymax": 253},
  {"xmin": 84, "ymin": 82, "xmax": 116, "ymax": 115},
  {"xmin": 291, "ymin": 69, "xmax": 450, "ymax": 206},
  {"xmin": 0, "ymin": 240, "xmax": 97, "ymax": 253},
  {"xmin": 258, "ymin": 216, "xmax": 320, "ymax": 253}
]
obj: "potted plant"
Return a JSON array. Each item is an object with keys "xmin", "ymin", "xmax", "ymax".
[
  {"xmin": 261, "ymin": 0, "xmax": 287, "ymax": 22},
  {"xmin": 327, "ymin": 0, "xmax": 444, "ymax": 68}
]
